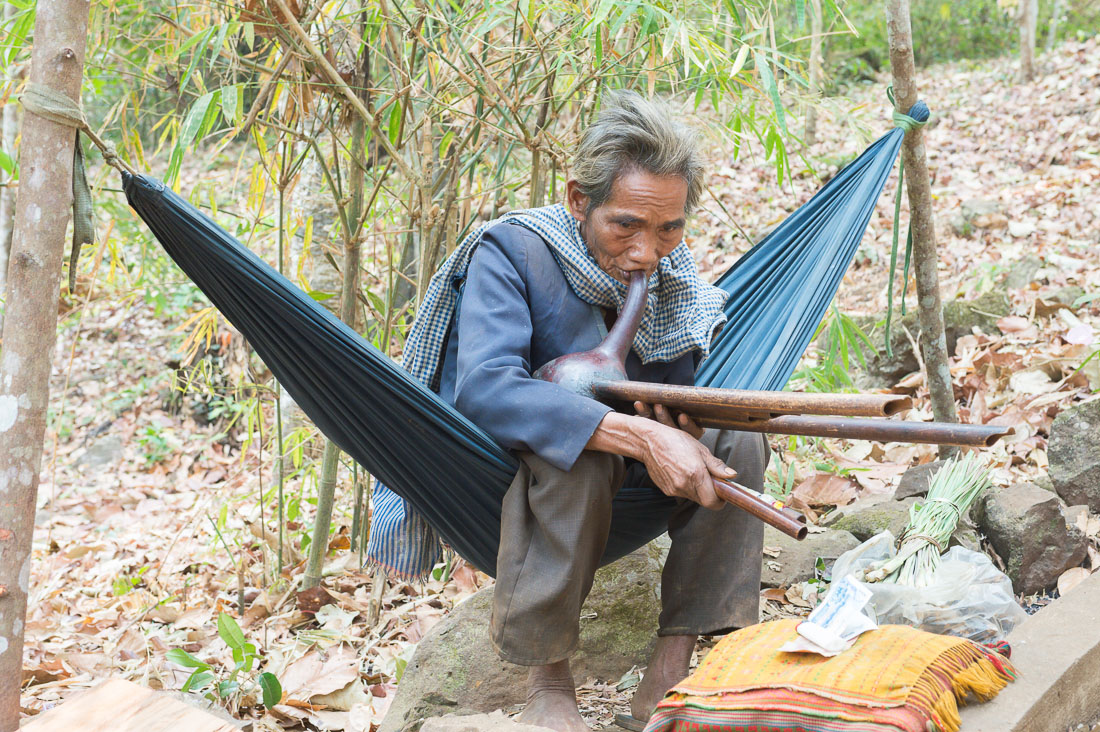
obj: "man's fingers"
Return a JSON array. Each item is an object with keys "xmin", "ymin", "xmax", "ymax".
[
  {"xmin": 677, "ymin": 412, "xmax": 705, "ymax": 439},
  {"xmin": 695, "ymin": 473, "xmax": 724, "ymax": 511},
  {"xmin": 633, "ymin": 401, "xmax": 653, "ymax": 419},
  {"xmin": 652, "ymin": 404, "xmax": 679, "ymax": 429},
  {"xmin": 706, "ymin": 452, "xmax": 738, "ymax": 481}
]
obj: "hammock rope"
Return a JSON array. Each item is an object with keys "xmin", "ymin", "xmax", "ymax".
[
  {"xmin": 884, "ymin": 87, "xmax": 929, "ymax": 357},
  {"xmin": 19, "ymin": 83, "xmax": 136, "ymax": 292}
]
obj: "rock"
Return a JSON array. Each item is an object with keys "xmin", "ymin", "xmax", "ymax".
[
  {"xmin": 1049, "ymin": 400, "xmax": 1100, "ymax": 513},
  {"xmin": 960, "ymin": 198, "xmax": 999, "ymax": 218},
  {"xmin": 75, "ymin": 435, "xmax": 124, "ymax": 469},
  {"xmin": 1004, "ymin": 256, "xmax": 1044, "ymax": 290},
  {"xmin": 949, "ymin": 526, "xmax": 983, "ymax": 553},
  {"xmin": 381, "ymin": 548, "xmax": 662, "ymax": 732},
  {"xmin": 420, "ymin": 712, "xmax": 552, "ymax": 732},
  {"xmin": 824, "ymin": 496, "xmax": 920, "ymax": 542},
  {"xmin": 760, "ymin": 527, "xmax": 860, "ymax": 588},
  {"xmin": 855, "ymin": 292, "xmax": 1010, "ymax": 386},
  {"xmin": 960, "ymin": 198, "xmax": 1007, "ymax": 230},
  {"xmin": 1050, "ymin": 285, "xmax": 1086, "ymax": 307},
  {"xmin": 972, "ymin": 482, "xmax": 1087, "ymax": 595},
  {"xmin": 894, "ymin": 461, "xmax": 947, "ymax": 500}
]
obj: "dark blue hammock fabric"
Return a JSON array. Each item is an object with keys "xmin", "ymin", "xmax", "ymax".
[{"xmin": 122, "ymin": 103, "xmax": 924, "ymax": 577}]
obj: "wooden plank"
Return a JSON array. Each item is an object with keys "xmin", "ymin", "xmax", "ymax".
[{"xmin": 23, "ymin": 678, "xmax": 239, "ymax": 732}]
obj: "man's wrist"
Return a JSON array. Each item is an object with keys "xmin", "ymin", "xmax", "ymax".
[{"xmin": 586, "ymin": 411, "xmax": 656, "ymax": 462}]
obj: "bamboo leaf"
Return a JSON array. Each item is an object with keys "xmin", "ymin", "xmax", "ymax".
[
  {"xmin": 388, "ymin": 99, "xmax": 403, "ymax": 146},
  {"xmin": 754, "ymin": 49, "xmax": 787, "ymax": 136},
  {"xmin": 730, "ymin": 43, "xmax": 750, "ymax": 77},
  {"xmin": 179, "ymin": 92, "xmax": 215, "ymax": 150}
]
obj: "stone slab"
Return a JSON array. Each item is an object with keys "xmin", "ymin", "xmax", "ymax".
[{"xmin": 960, "ymin": 570, "xmax": 1100, "ymax": 731}]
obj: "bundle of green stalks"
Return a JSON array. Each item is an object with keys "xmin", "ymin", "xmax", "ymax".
[{"xmin": 863, "ymin": 454, "xmax": 992, "ymax": 587}]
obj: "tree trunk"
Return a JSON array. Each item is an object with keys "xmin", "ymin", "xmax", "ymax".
[
  {"xmin": 804, "ymin": 0, "xmax": 824, "ymax": 147},
  {"xmin": 884, "ymin": 0, "xmax": 959, "ymax": 455},
  {"xmin": 0, "ymin": 1, "xmax": 22, "ymax": 302},
  {"xmin": 1019, "ymin": 0, "xmax": 1038, "ymax": 81},
  {"xmin": 0, "ymin": 1, "xmax": 90, "ymax": 728},
  {"xmin": 302, "ymin": 25, "xmax": 368, "ymax": 590},
  {"xmin": 1045, "ymin": 0, "xmax": 1063, "ymax": 52}
]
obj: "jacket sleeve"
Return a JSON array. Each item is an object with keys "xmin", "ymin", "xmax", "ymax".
[{"xmin": 452, "ymin": 225, "xmax": 612, "ymax": 472}]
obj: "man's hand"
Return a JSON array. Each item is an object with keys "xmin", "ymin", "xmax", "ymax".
[
  {"xmin": 586, "ymin": 412, "xmax": 736, "ymax": 510},
  {"xmin": 632, "ymin": 401, "xmax": 704, "ymax": 439}
]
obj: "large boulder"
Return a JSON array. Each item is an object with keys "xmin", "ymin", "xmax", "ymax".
[
  {"xmin": 1049, "ymin": 399, "xmax": 1100, "ymax": 513},
  {"xmin": 381, "ymin": 548, "xmax": 663, "ymax": 732},
  {"xmin": 854, "ymin": 292, "xmax": 1009, "ymax": 386},
  {"xmin": 760, "ymin": 527, "xmax": 860, "ymax": 588},
  {"xmin": 973, "ymin": 482, "xmax": 1088, "ymax": 595},
  {"xmin": 420, "ymin": 712, "xmax": 552, "ymax": 732},
  {"xmin": 824, "ymin": 496, "xmax": 920, "ymax": 542}
]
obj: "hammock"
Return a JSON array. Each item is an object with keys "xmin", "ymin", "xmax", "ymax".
[{"xmin": 123, "ymin": 102, "xmax": 928, "ymax": 577}]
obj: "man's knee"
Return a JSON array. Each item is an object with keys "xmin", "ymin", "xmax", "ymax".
[
  {"xmin": 705, "ymin": 430, "xmax": 770, "ymax": 485},
  {"xmin": 522, "ymin": 449, "xmax": 624, "ymax": 497}
]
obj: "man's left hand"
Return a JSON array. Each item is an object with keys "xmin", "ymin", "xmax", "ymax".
[{"xmin": 633, "ymin": 401, "xmax": 704, "ymax": 440}]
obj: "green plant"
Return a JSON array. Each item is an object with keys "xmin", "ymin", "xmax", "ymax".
[
  {"xmin": 166, "ymin": 612, "xmax": 282, "ymax": 709},
  {"xmin": 764, "ymin": 457, "xmax": 798, "ymax": 500},
  {"xmin": 136, "ymin": 424, "xmax": 177, "ymax": 465},
  {"xmin": 112, "ymin": 565, "xmax": 149, "ymax": 596},
  {"xmin": 791, "ymin": 304, "xmax": 877, "ymax": 392}
]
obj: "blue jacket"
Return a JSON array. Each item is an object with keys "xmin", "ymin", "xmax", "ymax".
[{"xmin": 436, "ymin": 220, "xmax": 695, "ymax": 472}]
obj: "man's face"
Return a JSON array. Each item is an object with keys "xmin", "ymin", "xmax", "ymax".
[{"xmin": 566, "ymin": 168, "xmax": 688, "ymax": 284}]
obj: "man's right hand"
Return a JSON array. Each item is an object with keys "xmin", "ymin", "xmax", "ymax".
[{"xmin": 585, "ymin": 412, "xmax": 736, "ymax": 510}]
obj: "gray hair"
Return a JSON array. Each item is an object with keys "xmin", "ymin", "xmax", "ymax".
[{"xmin": 571, "ymin": 90, "xmax": 705, "ymax": 215}]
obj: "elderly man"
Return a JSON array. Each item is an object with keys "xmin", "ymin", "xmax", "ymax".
[{"xmin": 379, "ymin": 92, "xmax": 768, "ymax": 732}]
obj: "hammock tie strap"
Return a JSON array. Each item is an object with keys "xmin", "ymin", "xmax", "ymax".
[
  {"xmin": 19, "ymin": 83, "xmax": 134, "ymax": 292},
  {"xmin": 884, "ymin": 87, "xmax": 929, "ymax": 359}
]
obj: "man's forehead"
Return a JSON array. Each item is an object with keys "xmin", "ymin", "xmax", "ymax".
[{"xmin": 604, "ymin": 170, "xmax": 688, "ymax": 217}]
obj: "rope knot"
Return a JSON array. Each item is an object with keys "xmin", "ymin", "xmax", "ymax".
[{"xmin": 887, "ymin": 87, "xmax": 930, "ymax": 132}]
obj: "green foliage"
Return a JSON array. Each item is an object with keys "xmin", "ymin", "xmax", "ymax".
[
  {"xmin": 791, "ymin": 304, "xmax": 877, "ymax": 393},
  {"xmin": 796, "ymin": 0, "xmax": 1100, "ymax": 84},
  {"xmin": 136, "ymin": 423, "xmax": 177, "ymax": 465},
  {"xmin": 112, "ymin": 565, "xmax": 149, "ymax": 596},
  {"xmin": 764, "ymin": 458, "xmax": 797, "ymax": 500},
  {"xmin": 167, "ymin": 612, "xmax": 282, "ymax": 709}
]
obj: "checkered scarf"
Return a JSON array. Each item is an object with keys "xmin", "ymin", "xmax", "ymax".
[{"xmin": 403, "ymin": 203, "xmax": 728, "ymax": 387}]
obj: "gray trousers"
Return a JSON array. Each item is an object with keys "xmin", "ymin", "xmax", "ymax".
[{"xmin": 490, "ymin": 429, "xmax": 770, "ymax": 666}]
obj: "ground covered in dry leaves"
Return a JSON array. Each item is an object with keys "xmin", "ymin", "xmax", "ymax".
[{"xmin": 20, "ymin": 38, "xmax": 1100, "ymax": 731}]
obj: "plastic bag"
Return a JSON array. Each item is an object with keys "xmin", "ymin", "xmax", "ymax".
[{"xmin": 829, "ymin": 531, "xmax": 1028, "ymax": 644}]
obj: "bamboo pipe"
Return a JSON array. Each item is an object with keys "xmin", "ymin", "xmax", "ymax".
[
  {"xmin": 714, "ymin": 478, "xmax": 808, "ymax": 540},
  {"xmin": 693, "ymin": 414, "xmax": 1010, "ymax": 447},
  {"xmin": 593, "ymin": 380, "xmax": 912, "ymax": 419}
]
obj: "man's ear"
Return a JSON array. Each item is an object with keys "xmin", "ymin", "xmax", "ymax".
[{"xmin": 565, "ymin": 180, "xmax": 589, "ymax": 223}]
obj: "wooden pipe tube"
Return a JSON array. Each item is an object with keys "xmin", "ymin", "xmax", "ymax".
[
  {"xmin": 593, "ymin": 380, "xmax": 912, "ymax": 419},
  {"xmin": 693, "ymin": 414, "xmax": 1010, "ymax": 447},
  {"xmin": 713, "ymin": 479, "xmax": 807, "ymax": 540}
]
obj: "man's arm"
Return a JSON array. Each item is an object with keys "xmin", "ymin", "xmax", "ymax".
[{"xmin": 453, "ymin": 226, "xmax": 613, "ymax": 471}]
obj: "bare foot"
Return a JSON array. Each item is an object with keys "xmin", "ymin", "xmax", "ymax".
[
  {"xmin": 518, "ymin": 660, "xmax": 589, "ymax": 732},
  {"xmin": 630, "ymin": 635, "xmax": 697, "ymax": 723}
]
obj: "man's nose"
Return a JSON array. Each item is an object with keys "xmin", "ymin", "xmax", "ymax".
[{"xmin": 626, "ymin": 233, "xmax": 660, "ymax": 270}]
